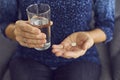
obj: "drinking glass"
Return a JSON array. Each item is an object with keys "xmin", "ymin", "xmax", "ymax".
[{"xmin": 26, "ymin": 3, "xmax": 51, "ymax": 51}]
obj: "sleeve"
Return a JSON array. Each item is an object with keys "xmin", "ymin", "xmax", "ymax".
[
  {"xmin": 0, "ymin": 0, "xmax": 18, "ymax": 39},
  {"xmin": 93, "ymin": 0, "xmax": 115, "ymax": 43}
]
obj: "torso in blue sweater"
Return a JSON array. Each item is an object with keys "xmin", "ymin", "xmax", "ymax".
[{"xmin": 0, "ymin": 0, "xmax": 114, "ymax": 67}]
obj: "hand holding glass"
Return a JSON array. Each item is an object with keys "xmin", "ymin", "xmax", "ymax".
[{"xmin": 26, "ymin": 3, "xmax": 51, "ymax": 51}]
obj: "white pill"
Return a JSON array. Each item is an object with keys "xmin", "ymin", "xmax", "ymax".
[{"xmin": 71, "ymin": 42, "xmax": 77, "ymax": 46}]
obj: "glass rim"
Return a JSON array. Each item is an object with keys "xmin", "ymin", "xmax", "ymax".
[{"xmin": 26, "ymin": 3, "xmax": 50, "ymax": 15}]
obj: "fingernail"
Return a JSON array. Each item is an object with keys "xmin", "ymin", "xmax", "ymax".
[
  {"xmin": 41, "ymin": 44, "xmax": 44, "ymax": 47},
  {"xmin": 44, "ymin": 40, "xmax": 47, "ymax": 43},
  {"xmin": 42, "ymin": 33, "xmax": 46, "ymax": 38},
  {"xmin": 42, "ymin": 40, "xmax": 46, "ymax": 44},
  {"xmin": 34, "ymin": 28, "xmax": 40, "ymax": 33},
  {"xmin": 60, "ymin": 45, "xmax": 64, "ymax": 48},
  {"xmin": 37, "ymin": 35, "xmax": 40, "ymax": 38}
]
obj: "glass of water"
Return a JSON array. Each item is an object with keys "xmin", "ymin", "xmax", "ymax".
[{"xmin": 26, "ymin": 3, "xmax": 51, "ymax": 51}]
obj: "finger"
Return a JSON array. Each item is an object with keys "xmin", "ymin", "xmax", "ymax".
[
  {"xmin": 82, "ymin": 39, "xmax": 90, "ymax": 50},
  {"xmin": 62, "ymin": 51, "xmax": 75, "ymax": 58},
  {"xmin": 55, "ymin": 52, "xmax": 63, "ymax": 57},
  {"xmin": 53, "ymin": 43, "xmax": 71, "ymax": 55},
  {"xmin": 61, "ymin": 51, "xmax": 73, "ymax": 59},
  {"xmin": 62, "ymin": 50, "xmax": 85, "ymax": 59},
  {"xmin": 32, "ymin": 44, "xmax": 44, "ymax": 48},
  {"xmin": 61, "ymin": 42, "xmax": 71, "ymax": 51},
  {"xmin": 52, "ymin": 44, "xmax": 63, "ymax": 49},
  {"xmin": 52, "ymin": 48, "xmax": 64, "ymax": 53},
  {"xmin": 19, "ymin": 41, "xmax": 44, "ymax": 48},
  {"xmin": 16, "ymin": 36, "xmax": 29, "ymax": 47},
  {"xmin": 21, "ymin": 31, "xmax": 46, "ymax": 39},
  {"xmin": 18, "ymin": 40, "xmax": 33, "ymax": 48},
  {"xmin": 19, "ymin": 41, "xmax": 28, "ymax": 47},
  {"xmin": 16, "ymin": 36, "xmax": 46, "ymax": 45},
  {"xmin": 52, "ymin": 44, "xmax": 68, "ymax": 57},
  {"xmin": 27, "ymin": 43, "xmax": 44, "ymax": 48},
  {"xmin": 17, "ymin": 37, "xmax": 45, "ymax": 48},
  {"xmin": 14, "ymin": 26, "xmax": 21, "ymax": 35},
  {"xmin": 23, "ymin": 38, "xmax": 46, "ymax": 45},
  {"xmin": 15, "ymin": 27, "xmax": 46, "ymax": 40},
  {"xmin": 16, "ymin": 20, "xmax": 41, "ymax": 34}
]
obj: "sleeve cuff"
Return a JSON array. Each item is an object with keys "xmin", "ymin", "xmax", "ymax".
[
  {"xmin": 98, "ymin": 26, "xmax": 113, "ymax": 43},
  {"xmin": 0, "ymin": 22, "xmax": 11, "ymax": 40}
]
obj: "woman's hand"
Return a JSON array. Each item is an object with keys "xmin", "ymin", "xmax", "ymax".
[
  {"xmin": 52, "ymin": 32, "xmax": 94, "ymax": 59},
  {"xmin": 14, "ymin": 20, "xmax": 47, "ymax": 48}
]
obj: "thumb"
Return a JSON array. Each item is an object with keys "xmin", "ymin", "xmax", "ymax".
[{"xmin": 82, "ymin": 40, "xmax": 89, "ymax": 50}]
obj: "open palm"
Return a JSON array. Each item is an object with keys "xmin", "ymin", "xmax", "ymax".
[{"xmin": 52, "ymin": 32, "xmax": 94, "ymax": 59}]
